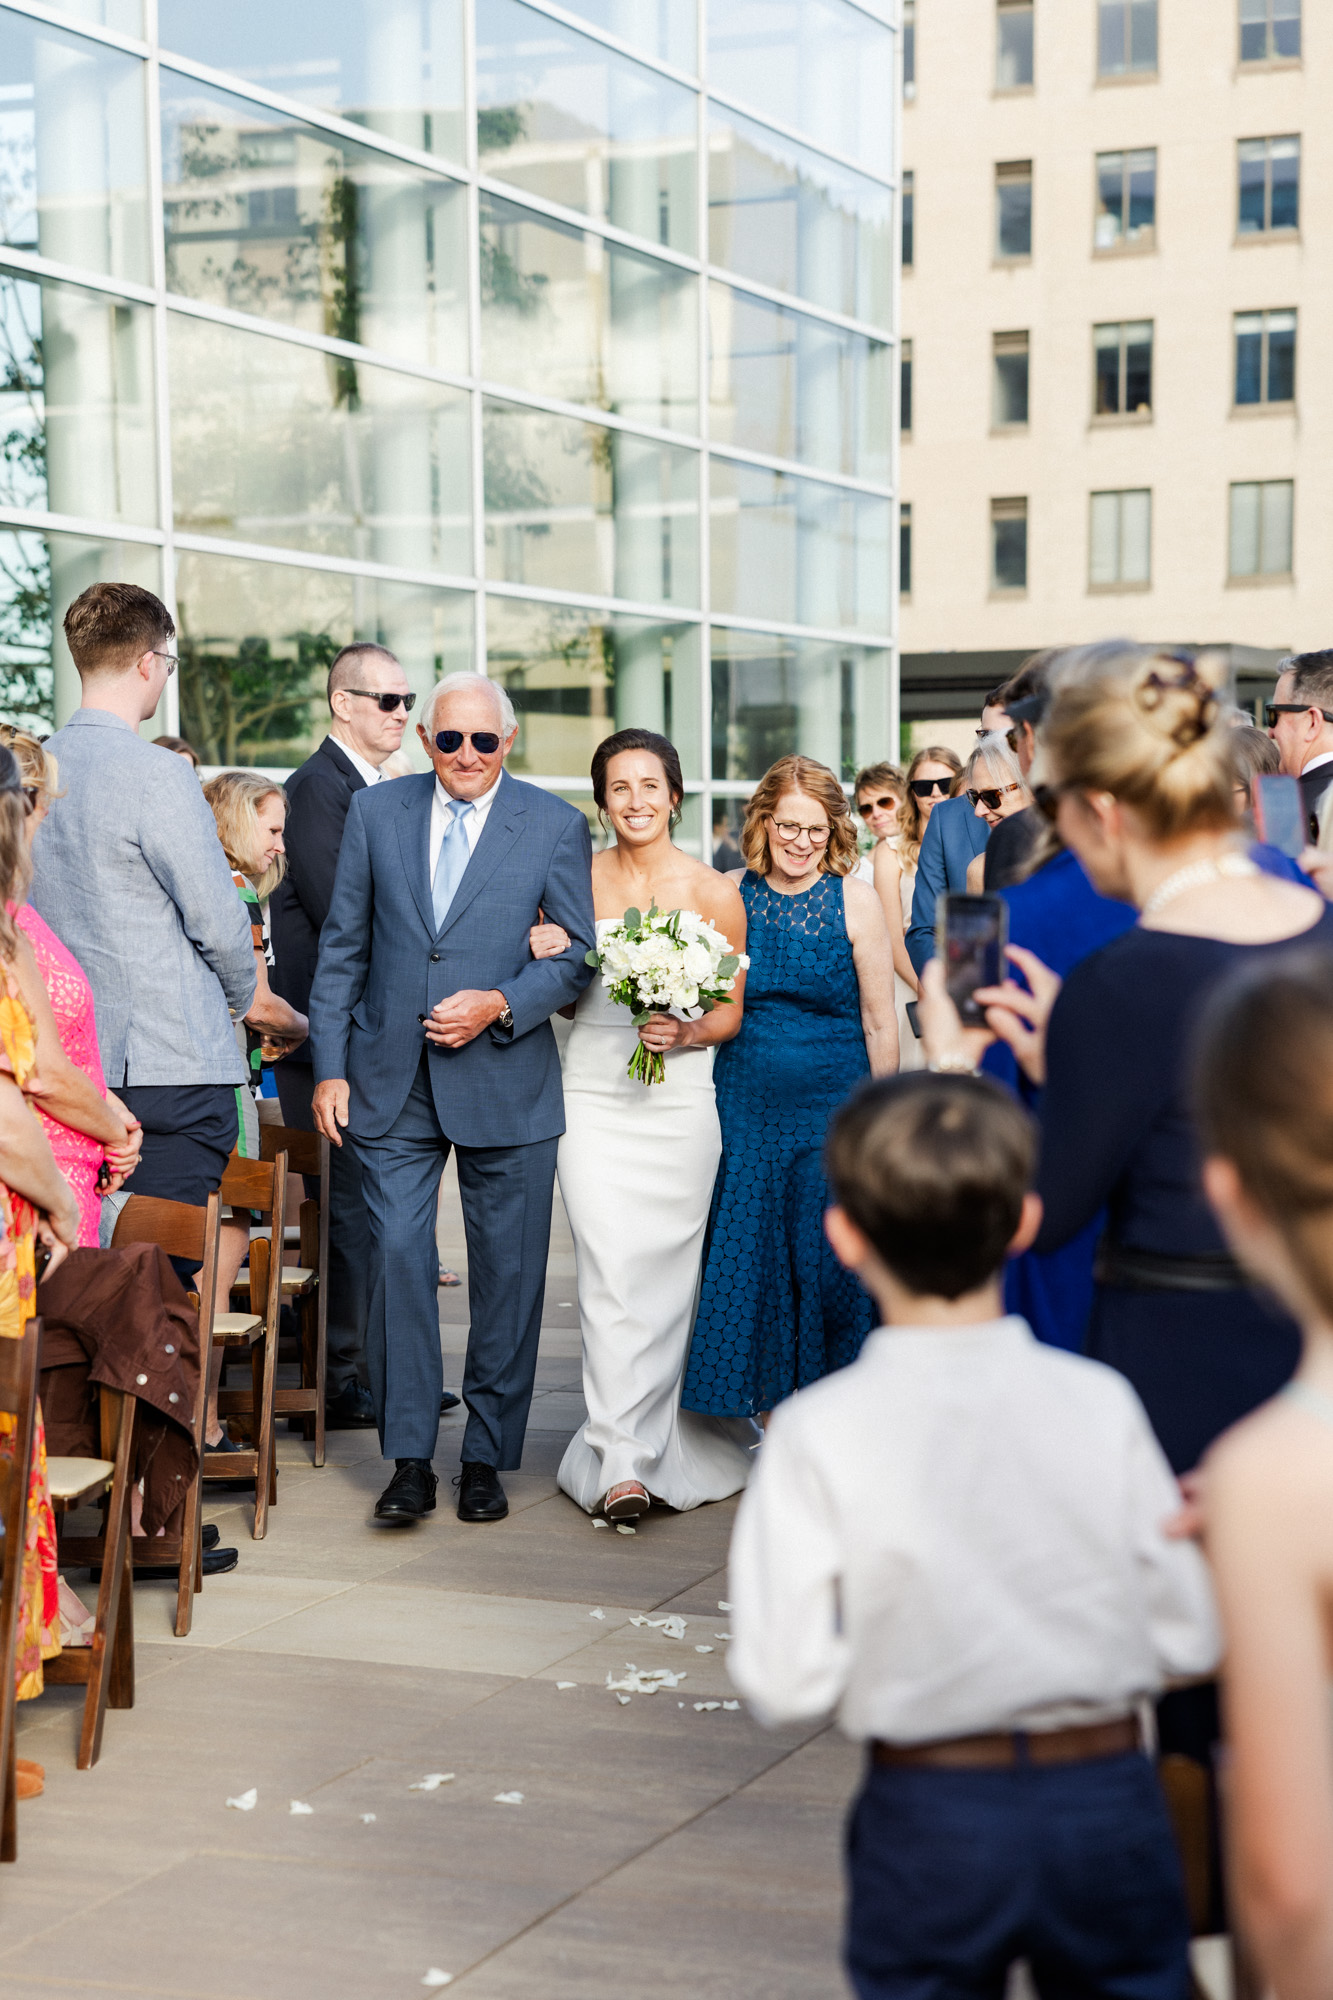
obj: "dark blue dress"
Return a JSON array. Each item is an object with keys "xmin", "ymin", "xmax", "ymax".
[{"xmin": 682, "ymin": 870, "xmax": 874, "ymax": 1417}]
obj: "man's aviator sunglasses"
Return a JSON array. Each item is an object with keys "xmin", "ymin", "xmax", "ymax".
[
  {"xmin": 434, "ymin": 728, "xmax": 502, "ymax": 755},
  {"xmin": 343, "ymin": 688, "xmax": 416, "ymax": 714}
]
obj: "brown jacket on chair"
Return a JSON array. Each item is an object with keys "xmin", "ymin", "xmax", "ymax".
[{"xmin": 38, "ymin": 1245, "xmax": 201, "ymax": 1536}]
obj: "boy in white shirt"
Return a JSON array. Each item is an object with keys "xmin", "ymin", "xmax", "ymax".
[{"xmin": 729, "ymin": 1071, "xmax": 1219, "ymax": 2000}]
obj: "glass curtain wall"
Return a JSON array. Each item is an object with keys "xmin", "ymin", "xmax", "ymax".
[{"xmin": 0, "ymin": 0, "xmax": 898, "ymax": 833}]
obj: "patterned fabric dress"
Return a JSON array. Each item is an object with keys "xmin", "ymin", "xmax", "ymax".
[
  {"xmin": 0, "ymin": 975, "xmax": 60, "ymax": 1696},
  {"xmin": 229, "ymin": 870, "xmax": 266, "ymax": 1158},
  {"xmin": 14, "ymin": 902, "xmax": 107, "ymax": 1248},
  {"xmin": 681, "ymin": 870, "xmax": 875, "ymax": 1418}
]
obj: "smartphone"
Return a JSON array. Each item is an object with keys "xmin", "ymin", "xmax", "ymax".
[
  {"xmin": 1254, "ymin": 772, "xmax": 1308, "ymax": 857},
  {"xmin": 938, "ymin": 893, "xmax": 1008, "ymax": 1027},
  {"xmin": 904, "ymin": 1000, "xmax": 923, "ymax": 1040}
]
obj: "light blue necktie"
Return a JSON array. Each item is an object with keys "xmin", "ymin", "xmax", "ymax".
[{"xmin": 432, "ymin": 797, "xmax": 475, "ymax": 931}]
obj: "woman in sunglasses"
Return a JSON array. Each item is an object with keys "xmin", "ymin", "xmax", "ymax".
[
  {"xmin": 852, "ymin": 763, "xmax": 906, "ymax": 883},
  {"xmin": 962, "ymin": 734, "xmax": 1032, "ymax": 892},
  {"xmin": 871, "ymin": 746, "xmax": 961, "ymax": 1074}
]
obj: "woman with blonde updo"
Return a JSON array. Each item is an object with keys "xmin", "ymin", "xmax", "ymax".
[{"xmin": 683, "ymin": 755, "xmax": 898, "ymax": 1420}]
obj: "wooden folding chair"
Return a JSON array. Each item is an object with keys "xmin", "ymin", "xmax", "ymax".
[
  {"xmin": 213, "ymin": 1151, "xmax": 287, "ymax": 1539},
  {"xmin": 231, "ymin": 1125, "xmax": 328, "ymax": 1468},
  {"xmin": 0, "ymin": 1314, "xmax": 40, "ymax": 1863},
  {"xmin": 45, "ymin": 1376, "xmax": 136, "ymax": 1769},
  {"xmin": 59, "ymin": 1193, "xmax": 221, "ymax": 1639}
]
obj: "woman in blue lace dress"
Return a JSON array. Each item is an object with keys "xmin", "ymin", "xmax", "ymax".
[{"xmin": 682, "ymin": 756, "xmax": 899, "ymax": 1419}]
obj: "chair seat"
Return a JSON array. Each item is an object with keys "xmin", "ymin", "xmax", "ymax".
[
  {"xmin": 45, "ymin": 1456, "xmax": 115, "ymax": 1503},
  {"xmin": 280, "ymin": 1267, "xmax": 316, "ymax": 1293},
  {"xmin": 212, "ymin": 1312, "xmax": 264, "ymax": 1346}
]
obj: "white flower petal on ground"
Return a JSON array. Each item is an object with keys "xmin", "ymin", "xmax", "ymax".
[
  {"xmin": 556, "ymin": 1681, "xmax": 577, "ymax": 1690},
  {"xmin": 589, "ymin": 1607, "xmax": 606, "ymax": 1619},
  {"xmin": 592, "ymin": 1518, "xmax": 611, "ymax": 1530},
  {"xmin": 616, "ymin": 1523, "xmax": 636, "ymax": 1535},
  {"xmin": 422, "ymin": 1971, "xmax": 453, "ymax": 1988},
  {"xmin": 494, "ymin": 1791, "xmax": 524, "ymax": 1805},
  {"xmin": 288, "ymin": 1801, "xmax": 314, "ymax": 1816},
  {"xmin": 605, "ymin": 1665, "xmax": 684, "ymax": 1695},
  {"xmin": 225, "ymin": 1788, "xmax": 257, "ymax": 1811},
  {"xmin": 360, "ymin": 1814, "xmax": 377, "ymax": 1824},
  {"xmin": 693, "ymin": 1701, "xmax": 721, "ymax": 1713},
  {"xmin": 695, "ymin": 1645, "xmax": 714, "ymax": 1654},
  {"xmin": 616, "ymin": 1693, "xmax": 632, "ymax": 1705},
  {"xmin": 718, "ymin": 1600, "xmax": 732, "ymax": 1611},
  {"xmin": 723, "ymin": 1701, "xmax": 741, "ymax": 1711},
  {"xmin": 715, "ymin": 1632, "xmax": 733, "ymax": 1641},
  {"xmin": 629, "ymin": 1613, "xmax": 686, "ymax": 1639},
  {"xmin": 409, "ymin": 1773, "xmax": 456, "ymax": 1791}
]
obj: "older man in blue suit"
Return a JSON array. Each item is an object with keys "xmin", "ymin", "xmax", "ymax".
[{"xmin": 310, "ymin": 673, "xmax": 595, "ymax": 1526}]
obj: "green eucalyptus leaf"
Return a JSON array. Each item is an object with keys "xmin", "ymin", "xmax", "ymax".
[
  {"xmin": 624, "ymin": 907, "xmax": 641, "ymax": 932},
  {"xmin": 718, "ymin": 955, "xmax": 739, "ymax": 977},
  {"xmin": 584, "ymin": 949, "xmax": 600, "ymax": 967}
]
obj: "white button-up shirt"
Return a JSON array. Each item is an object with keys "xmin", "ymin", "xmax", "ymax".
[
  {"xmin": 428, "ymin": 768, "xmax": 502, "ymax": 882},
  {"xmin": 728, "ymin": 1316, "xmax": 1219, "ymax": 1743},
  {"xmin": 326, "ymin": 734, "xmax": 383, "ymax": 789}
]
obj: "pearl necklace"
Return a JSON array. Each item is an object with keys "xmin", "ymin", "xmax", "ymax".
[{"xmin": 1140, "ymin": 850, "xmax": 1259, "ymax": 919}]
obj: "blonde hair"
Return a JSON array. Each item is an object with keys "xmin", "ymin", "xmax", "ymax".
[
  {"xmin": 203, "ymin": 770, "xmax": 289, "ymax": 899},
  {"xmin": 0, "ymin": 724, "xmax": 60, "ymax": 803},
  {"xmin": 899, "ymin": 744, "xmax": 962, "ymax": 869},
  {"xmin": 1042, "ymin": 643, "xmax": 1235, "ymax": 839},
  {"xmin": 740, "ymin": 755, "xmax": 859, "ymax": 877}
]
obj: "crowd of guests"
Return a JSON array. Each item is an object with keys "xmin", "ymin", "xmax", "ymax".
[{"xmin": 7, "ymin": 581, "xmax": 1333, "ymax": 1997}]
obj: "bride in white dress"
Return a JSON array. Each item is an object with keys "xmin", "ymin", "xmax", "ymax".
[{"xmin": 539, "ymin": 730, "xmax": 756, "ymax": 1522}]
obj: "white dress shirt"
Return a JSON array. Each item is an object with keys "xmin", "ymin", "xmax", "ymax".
[
  {"xmin": 326, "ymin": 734, "xmax": 383, "ymax": 789},
  {"xmin": 429, "ymin": 768, "xmax": 502, "ymax": 881},
  {"xmin": 728, "ymin": 1316, "xmax": 1219, "ymax": 1743},
  {"xmin": 1302, "ymin": 750, "xmax": 1333, "ymax": 777}
]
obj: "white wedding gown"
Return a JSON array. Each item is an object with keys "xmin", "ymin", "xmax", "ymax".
[{"xmin": 556, "ymin": 928, "xmax": 756, "ymax": 1513}]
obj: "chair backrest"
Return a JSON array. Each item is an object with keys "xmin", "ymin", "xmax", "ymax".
[
  {"xmin": 259, "ymin": 1123, "xmax": 325, "ymax": 1187},
  {"xmin": 220, "ymin": 1150, "xmax": 288, "ymax": 1323},
  {"xmin": 112, "ymin": 1193, "xmax": 221, "ymax": 1450},
  {"xmin": 0, "ymin": 1316, "xmax": 40, "ymax": 1806}
]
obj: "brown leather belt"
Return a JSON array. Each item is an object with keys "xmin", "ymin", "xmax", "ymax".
[{"xmin": 872, "ymin": 1716, "xmax": 1141, "ymax": 1771}]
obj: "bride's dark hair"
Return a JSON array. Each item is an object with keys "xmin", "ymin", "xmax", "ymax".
[{"xmin": 591, "ymin": 730, "xmax": 684, "ymax": 828}]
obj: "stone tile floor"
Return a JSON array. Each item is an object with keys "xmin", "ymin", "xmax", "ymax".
[{"xmin": 5, "ymin": 1169, "xmax": 857, "ymax": 1999}]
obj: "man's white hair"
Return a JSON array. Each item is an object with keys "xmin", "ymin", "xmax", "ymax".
[{"xmin": 421, "ymin": 672, "xmax": 516, "ymax": 738}]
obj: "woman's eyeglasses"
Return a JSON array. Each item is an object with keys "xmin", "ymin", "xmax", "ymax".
[
  {"xmin": 345, "ymin": 688, "xmax": 416, "ymax": 713},
  {"xmin": 966, "ymin": 783, "xmax": 1023, "ymax": 811},
  {"xmin": 858, "ymin": 793, "xmax": 898, "ymax": 818},
  {"xmin": 435, "ymin": 728, "xmax": 500, "ymax": 754},
  {"xmin": 767, "ymin": 815, "xmax": 831, "ymax": 846},
  {"xmin": 908, "ymin": 776, "xmax": 952, "ymax": 799}
]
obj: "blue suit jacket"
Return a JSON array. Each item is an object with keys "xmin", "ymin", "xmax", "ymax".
[
  {"xmin": 309, "ymin": 769, "xmax": 595, "ymax": 1146},
  {"xmin": 905, "ymin": 796, "xmax": 991, "ymax": 974}
]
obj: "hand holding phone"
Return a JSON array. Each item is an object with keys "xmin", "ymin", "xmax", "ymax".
[
  {"xmin": 938, "ymin": 893, "xmax": 1008, "ymax": 1027},
  {"xmin": 1254, "ymin": 773, "xmax": 1309, "ymax": 858}
]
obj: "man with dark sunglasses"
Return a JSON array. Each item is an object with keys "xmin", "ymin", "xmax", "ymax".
[
  {"xmin": 310, "ymin": 672, "xmax": 595, "ymax": 1530},
  {"xmin": 269, "ymin": 642, "xmax": 419, "ymax": 1430},
  {"xmin": 1266, "ymin": 649, "xmax": 1333, "ymax": 842},
  {"xmin": 904, "ymin": 688, "xmax": 1005, "ymax": 975}
]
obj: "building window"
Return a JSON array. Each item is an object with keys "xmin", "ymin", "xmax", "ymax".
[
  {"xmin": 996, "ymin": 0, "xmax": 1034, "ymax": 88},
  {"xmin": 1093, "ymin": 321, "xmax": 1152, "ymax": 417},
  {"xmin": 903, "ymin": 0, "xmax": 916, "ymax": 95},
  {"xmin": 991, "ymin": 497, "xmax": 1027, "ymax": 590},
  {"xmin": 1097, "ymin": 0, "xmax": 1157, "ymax": 75},
  {"xmin": 900, "ymin": 502, "xmax": 912, "ymax": 594},
  {"xmin": 1095, "ymin": 149, "xmax": 1156, "ymax": 250},
  {"xmin": 1230, "ymin": 480, "xmax": 1293, "ymax": 577},
  {"xmin": 1240, "ymin": 0, "xmax": 1300, "ymax": 62},
  {"xmin": 992, "ymin": 331, "xmax": 1029, "ymax": 426},
  {"xmin": 1235, "ymin": 310, "xmax": 1296, "ymax": 405},
  {"xmin": 995, "ymin": 162, "xmax": 1032, "ymax": 259},
  {"xmin": 1089, "ymin": 489, "xmax": 1151, "ymax": 587},
  {"xmin": 1238, "ymin": 136, "xmax": 1300, "ymax": 234},
  {"xmin": 901, "ymin": 339, "xmax": 913, "ymax": 433},
  {"xmin": 902, "ymin": 170, "xmax": 915, "ymax": 267}
]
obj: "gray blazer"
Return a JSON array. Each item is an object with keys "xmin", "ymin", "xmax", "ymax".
[
  {"xmin": 29, "ymin": 710, "xmax": 256, "ymax": 1087},
  {"xmin": 310, "ymin": 769, "xmax": 595, "ymax": 1146}
]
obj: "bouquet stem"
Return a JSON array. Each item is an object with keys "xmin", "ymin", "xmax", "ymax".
[{"xmin": 627, "ymin": 1039, "xmax": 667, "ymax": 1087}]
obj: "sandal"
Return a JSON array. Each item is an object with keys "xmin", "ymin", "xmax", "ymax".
[
  {"xmin": 16, "ymin": 1758, "xmax": 43, "ymax": 1799},
  {"xmin": 438, "ymin": 1268, "xmax": 462, "ymax": 1287},
  {"xmin": 603, "ymin": 1481, "xmax": 650, "ymax": 1521}
]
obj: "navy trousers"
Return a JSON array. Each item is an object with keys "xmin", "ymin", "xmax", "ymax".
[
  {"xmin": 353, "ymin": 1054, "xmax": 557, "ymax": 1465},
  {"xmin": 845, "ymin": 1753, "xmax": 1192, "ymax": 2000},
  {"xmin": 275, "ymin": 1061, "xmax": 371, "ymax": 1395}
]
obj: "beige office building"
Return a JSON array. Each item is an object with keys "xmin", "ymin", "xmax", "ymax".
[{"xmin": 897, "ymin": 0, "xmax": 1318, "ymax": 737}]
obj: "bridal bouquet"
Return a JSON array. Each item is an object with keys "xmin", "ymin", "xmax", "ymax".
[{"xmin": 587, "ymin": 903, "xmax": 747, "ymax": 1085}]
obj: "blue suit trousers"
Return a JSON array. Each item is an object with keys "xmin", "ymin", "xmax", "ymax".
[{"xmin": 354, "ymin": 1053, "xmax": 558, "ymax": 1465}]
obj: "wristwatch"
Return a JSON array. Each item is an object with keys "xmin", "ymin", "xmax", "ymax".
[{"xmin": 495, "ymin": 1000, "xmax": 514, "ymax": 1032}]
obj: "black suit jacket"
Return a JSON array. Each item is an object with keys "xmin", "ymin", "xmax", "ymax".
[
  {"xmin": 270, "ymin": 737, "xmax": 367, "ymax": 1065},
  {"xmin": 1300, "ymin": 761, "xmax": 1333, "ymax": 844}
]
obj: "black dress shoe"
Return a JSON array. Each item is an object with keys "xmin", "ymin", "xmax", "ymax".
[
  {"xmin": 326, "ymin": 1381, "xmax": 377, "ymax": 1429},
  {"xmin": 203, "ymin": 1523, "xmax": 220, "ymax": 1551},
  {"xmin": 455, "ymin": 1461, "xmax": 508, "ymax": 1523},
  {"xmin": 112, "ymin": 1544, "xmax": 239, "ymax": 1582},
  {"xmin": 440, "ymin": 1390, "xmax": 461, "ymax": 1413},
  {"xmin": 374, "ymin": 1459, "xmax": 437, "ymax": 1525}
]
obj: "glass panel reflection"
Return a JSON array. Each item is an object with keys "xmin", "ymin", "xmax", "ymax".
[
  {"xmin": 161, "ymin": 71, "xmax": 468, "ymax": 374},
  {"xmin": 0, "ymin": 8, "xmax": 150, "ymax": 285},
  {"xmin": 709, "ymin": 457, "xmax": 890, "ymax": 635},
  {"xmin": 487, "ymin": 593, "xmax": 702, "ymax": 778},
  {"xmin": 480, "ymin": 192, "xmax": 697, "ymax": 430},
  {"xmin": 708, "ymin": 0, "xmax": 893, "ymax": 181},
  {"xmin": 0, "ymin": 269, "xmax": 157, "ymax": 527},
  {"xmin": 169, "ymin": 313, "xmax": 471, "ymax": 573},
  {"xmin": 0, "ymin": 526, "xmax": 159, "ymax": 731},
  {"xmin": 157, "ymin": 0, "xmax": 465, "ymax": 164},
  {"xmin": 708, "ymin": 107, "xmax": 891, "ymax": 326},
  {"xmin": 553, "ymin": 0, "xmax": 696, "ymax": 73},
  {"xmin": 709, "ymin": 282, "xmax": 889, "ymax": 480},
  {"xmin": 174, "ymin": 547, "xmax": 472, "ymax": 766},
  {"xmin": 484, "ymin": 400, "xmax": 699, "ymax": 607},
  {"xmin": 710, "ymin": 623, "xmax": 888, "ymax": 781},
  {"xmin": 476, "ymin": 0, "xmax": 697, "ymax": 255},
  {"xmin": 39, "ymin": 0, "xmax": 143, "ymax": 32}
]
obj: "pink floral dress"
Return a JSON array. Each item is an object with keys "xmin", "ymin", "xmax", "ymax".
[{"xmin": 14, "ymin": 903, "xmax": 107, "ymax": 1248}]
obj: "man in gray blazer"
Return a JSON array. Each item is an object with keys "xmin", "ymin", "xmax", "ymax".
[
  {"xmin": 31, "ymin": 583, "xmax": 256, "ymax": 1217},
  {"xmin": 310, "ymin": 673, "xmax": 595, "ymax": 1526}
]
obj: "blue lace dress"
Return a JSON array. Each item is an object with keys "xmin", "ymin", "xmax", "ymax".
[{"xmin": 681, "ymin": 869, "xmax": 875, "ymax": 1417}]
